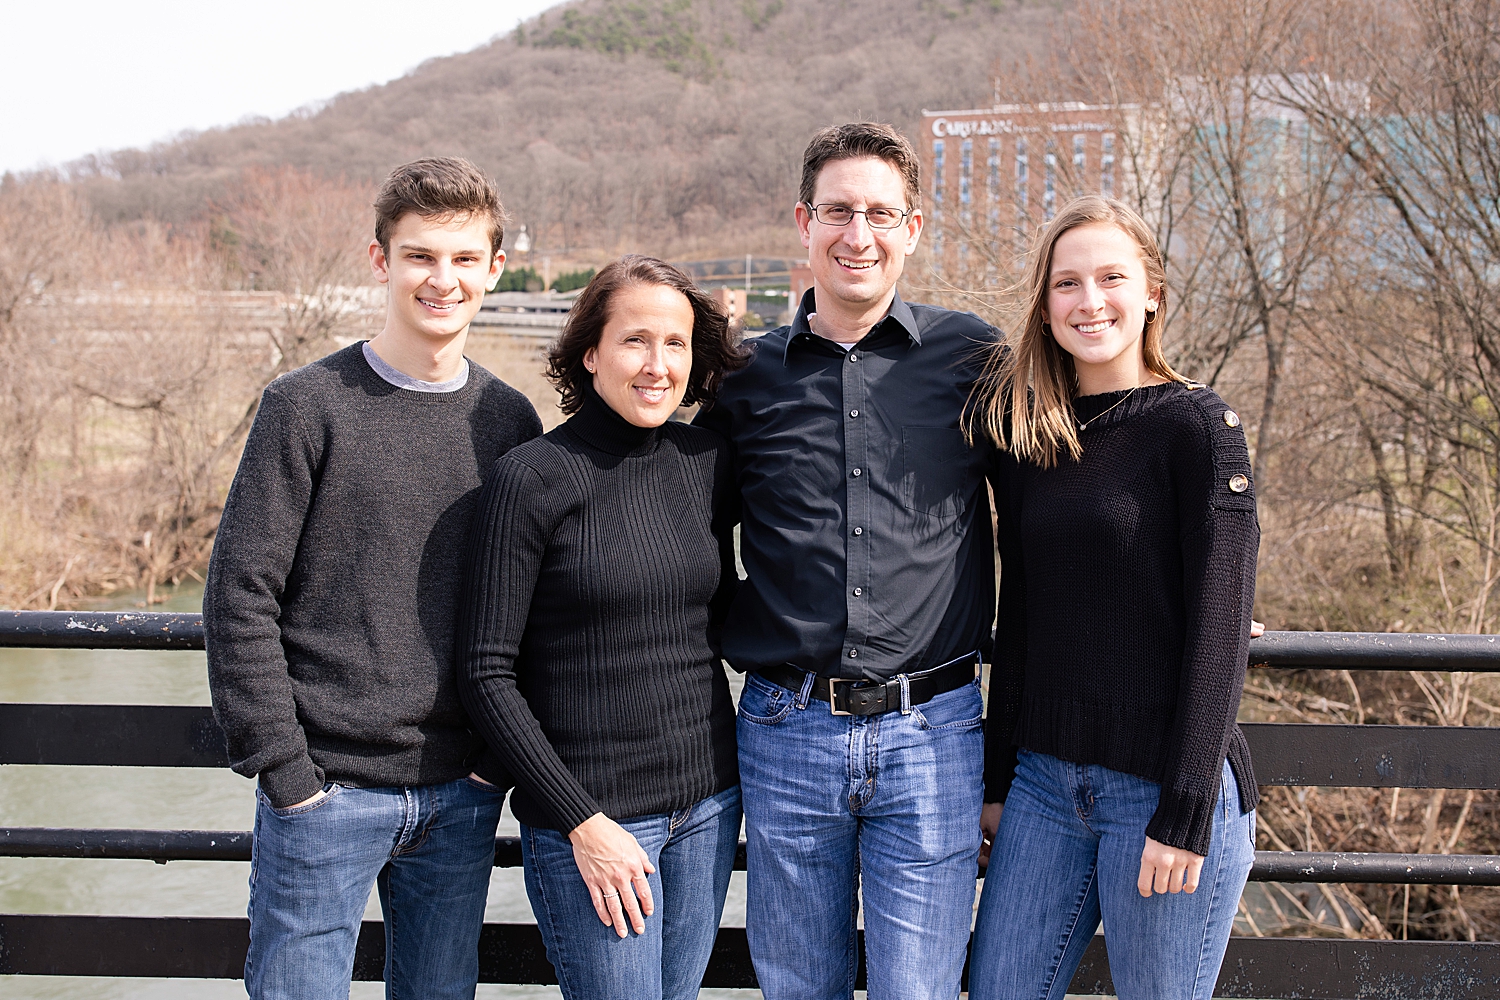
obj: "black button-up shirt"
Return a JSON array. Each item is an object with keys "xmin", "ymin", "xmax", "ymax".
[{"xmin": 696, "ymin": 289, "xmax": 998, "ymax": 681}]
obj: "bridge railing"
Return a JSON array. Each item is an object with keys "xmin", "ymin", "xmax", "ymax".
[{"xmin": 2, "ymin": 612, "xmax": 1499, "ymax": 995}]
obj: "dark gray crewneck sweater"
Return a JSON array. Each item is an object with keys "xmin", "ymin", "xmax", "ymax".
[
  {"xmin": 205, "ymin": 342, "xmax": 543, "ymax": 807},
  {"xmin": 457, "ymin": 385, "xmax": 739, "ymax": 832}
]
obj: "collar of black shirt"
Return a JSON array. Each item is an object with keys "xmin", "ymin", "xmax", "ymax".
[
  {"xmin": 783, "ymin": 287, "xmax": 922, "ymax": 364},
  {"xmin": 565, "ymin": 380, "xmax": 660, "ymax": 458}
]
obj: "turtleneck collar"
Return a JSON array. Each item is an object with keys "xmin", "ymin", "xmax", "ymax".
[
  {"xmin": 1072, "ymin": 380, "xmax": 1185, "ymax": 433},
  {"xmin": 565, "ymin": 380, "xmax": 661, "ymax": 457}
]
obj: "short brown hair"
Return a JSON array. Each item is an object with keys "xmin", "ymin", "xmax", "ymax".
[
  {"xmin": 969, "ymin": 195, "xmax": 1188, "ymax": 468},
  {"xmin": 799, "ymin": 122, "xmax": 921, "ymax": 212},
  {"xmin": 374, "ymin": 157, "xmax": 505, "ymax": 258},
  {"xmin": 547, "ymin": 255, "xmax": 750, "ymax": 416}
]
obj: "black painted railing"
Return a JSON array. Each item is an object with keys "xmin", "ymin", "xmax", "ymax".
[{"xmin": 2, "ymin": 612, "xmax": 1499, "ymax": 995}]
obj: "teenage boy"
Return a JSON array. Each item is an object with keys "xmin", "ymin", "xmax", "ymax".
[
  {"xmin": 205, "ymin": 157, "xmax": 543, "ymax": 1000},
  {"xmin": 695, "ymin": 123, "xmax": 997, "ymax": 999}
]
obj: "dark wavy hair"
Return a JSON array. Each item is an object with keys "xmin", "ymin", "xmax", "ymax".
[{"xmin": 546, "ymin": 255, "xmax": 750, "ymax": 415}]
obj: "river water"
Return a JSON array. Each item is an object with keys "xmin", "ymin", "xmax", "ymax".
[{"xmin": 0, "ymin": 584, "xmax": 758, "ymax": 999}]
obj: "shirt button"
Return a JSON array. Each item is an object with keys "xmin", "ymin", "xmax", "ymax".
[
  {"xmin": 852, "ymin": 468, "xmax": 862, "ymax": 477},
  {"xmin": 853, "ymin": 527, "xmax": 863, "ymax": 536},
  {"xmin": 848, "ymin": 353, "xmax": 858, "ymax": 362},
  {"xmin": 849, "ymin": 409, "xmax": 859, "ymax": 417},
  {"xmin": 849, "ymin": 648, "xmax": 859, "ymax": 658},
  {"xmin": 1228, "ymin": 474, "xmax": 1249, "ymax": 493},
  {"xmin": 853, "ymin": 587, "xmax": 863, "ymax": 596},
  {"xmin": 1223, "ymin": 410, "xmax": 1241, "ymax": 427}
]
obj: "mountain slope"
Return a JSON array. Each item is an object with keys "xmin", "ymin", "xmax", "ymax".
[{"xmin": 76, "ymin": 0, "xmax": 1060, "ymax": 257}]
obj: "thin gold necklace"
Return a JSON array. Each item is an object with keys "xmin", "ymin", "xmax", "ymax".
[{"xmin": 1076, "ymin": 383, "xmax": 1143, "ymax": 432}]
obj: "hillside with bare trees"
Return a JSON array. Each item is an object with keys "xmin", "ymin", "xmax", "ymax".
[{"xmin": 64, "ymin": 0, "xmax": 1060, "ymax": 259}]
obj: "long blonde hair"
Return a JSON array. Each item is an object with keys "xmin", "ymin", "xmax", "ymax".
[{"xmin": 969, "ymin": 196, "xmax": 1188, "ymax": 468}]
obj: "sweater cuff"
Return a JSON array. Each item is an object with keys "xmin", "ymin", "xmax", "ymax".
[
  {"xmin": 1145, "ymin": 786, "xmax": 1219, "ymax": 857},
  {"xmin": 258, "ymin": 755, "xmax": 325, "ymax": 809},
  {"xmin": 551, "ymin": 791, "xmax": 607, "ymax": 836}
]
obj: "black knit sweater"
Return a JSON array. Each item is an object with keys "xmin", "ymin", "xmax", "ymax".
[
  {"xmin": 986, "ymin": 380, "xmax": 1260, "ymax": 856},
  {"xmin": 457, "ymin": 385, "xmax": 739, "ymax": 832}
]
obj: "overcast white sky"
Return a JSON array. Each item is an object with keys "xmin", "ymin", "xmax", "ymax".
[{"xmin": 0, "ymin": 0, "xmax": 561, "ymax": 174}]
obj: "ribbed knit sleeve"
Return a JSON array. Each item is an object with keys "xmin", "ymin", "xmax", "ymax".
[
  {"xmin": 1144, "ymin": 400, "xmax": 1261, "ymax": 856},
  {"xmin": 984, "ymin": 447, "xmax": 1026, "ymax": 803},
  {"xmin": 708, "ymin": 425, "xmax": 741, "ymax": 653},
  {"xmin": 458, "ymin": 457, "xmax": 604, "ymax": 833},
  {"xmin": 205, "ymin": 385, "xmax": 324, "ymax": 808}
]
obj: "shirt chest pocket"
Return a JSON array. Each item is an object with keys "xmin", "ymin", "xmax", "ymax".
[{"xmin": 901, "ymin": 426, "xmax": 971, "ymax": 519}]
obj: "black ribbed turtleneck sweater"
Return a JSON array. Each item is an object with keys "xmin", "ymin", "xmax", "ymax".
[
  {"xmin": 987, "ymin": 380, "xmax": 1261, "ymax": 857},
  {"xmin": 457, "ymin": 385, "xmax": 739, "ymax": 832}
]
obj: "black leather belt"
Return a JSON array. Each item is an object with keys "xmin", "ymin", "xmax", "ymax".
[{"xmin": 754, "ymin": 652, "xmax": 980, "ymax": 716}]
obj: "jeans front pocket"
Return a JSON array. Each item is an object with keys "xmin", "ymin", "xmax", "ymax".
[
  {"xmin": 267, "ymin": 782, "xmax": 340, "ymax": 817},
  {"xmin": 912, "ymin": 681, "xmax": 984, "ymax": 731},
  {"xmin": 464, "ymin": 775, "xmax": 505, "ymax": 793},
  {"xmin": 738, "ymin": 674, "xmax": 795, "ymax": 726}
]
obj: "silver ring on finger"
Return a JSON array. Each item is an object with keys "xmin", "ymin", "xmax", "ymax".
[{"xmin": 603, "ymin": 890, "xmax": 619, "ymax": 899}]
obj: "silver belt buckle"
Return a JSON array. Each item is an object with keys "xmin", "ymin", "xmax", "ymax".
[{"xmin": 827, "ymin": 677, "xmax": 854, "ymax": 716}]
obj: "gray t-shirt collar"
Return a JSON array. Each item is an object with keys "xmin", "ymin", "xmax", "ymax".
[{"xmin": 362, "ymin": 341, "xmax": 469, "ymax": 393}]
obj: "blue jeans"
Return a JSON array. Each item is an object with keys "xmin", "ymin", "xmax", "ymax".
[
  {"xmin": 969, "ymin": 750, "xmax": 1255, "ymax": 1000},
  {"xmin": 521, "ymin": 785, "xmax": 742, "ymax": 1000},
  {"xmin": 737, "ymin": 672, "xmax": 985, "ymax": 1000},
  {"xmin": 245, "ymin": 776, "xmax": 504, "ymax": 1000}
]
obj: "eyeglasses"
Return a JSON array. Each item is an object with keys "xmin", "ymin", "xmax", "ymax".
[{"xmin": 805, "ymin": 203, "xmax": 911, "ymax": 230}]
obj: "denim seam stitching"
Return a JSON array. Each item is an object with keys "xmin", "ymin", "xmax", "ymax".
[
  {"xmin": 1040, "ymin": 862, "xmax": 1097, "ymax": 1000},
  {"xmin": 1189, "ymin": 818, "xmax": 1233, "ymax": 999},
  {"xmin": 528, "ymin": 827, "xmax": 579, "ymax": 998}
]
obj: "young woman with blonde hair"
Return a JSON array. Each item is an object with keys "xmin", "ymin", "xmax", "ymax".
[{"xmin": 969, "ymin": 196, "xmax": 1259, "ymax": 999}]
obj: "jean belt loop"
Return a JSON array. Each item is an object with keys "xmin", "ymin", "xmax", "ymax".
[
  {"xmin": 898, "ymin": 673, "xmax": 912, "ymax": 715},
  {"xmin": 796, "ymin": 669, "xmax": 816, "ymax": 710}
]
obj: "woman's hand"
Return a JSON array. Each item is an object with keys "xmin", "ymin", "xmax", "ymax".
[
  {"xmin": 1250, "ymin": 619, "xmax": 1265, "ymax": 638},
  {"xmin": 568, "ymin": 813, "xmax": 656, "ymax": 937},
  {"xmin": 979, "ymin": 802, "xmax": 1003, "ymax": 868},
  {"xmin": 1138, "ymin": 836, "xmax": 1205, "ymax": 896}
]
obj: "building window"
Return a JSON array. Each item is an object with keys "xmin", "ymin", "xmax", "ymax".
[
  {"xmin": 960, "ymin": 139, "xmax": 973, "ymax": 220},
  {"xmin": 1073, "ymin": 134, "xmax": 1086, "ymax": 196},
  {"xmin": 1101, "ymin": 133, "xmax": 1115, "ymax": 198},
  {"xmin": 932, "ymin": 139, "xmax": 946, "ymax": 210},
  {"xmin": 987, "ymin": 138, "xmax": 1001, "ymax": 235},
  {"xmin": 1015, "ymin": 138, "xmax": 1029, "ymax": 222},
  {"xmin": 1044, "ymin": 143, "xmax": 1057, "ymax": 221}
]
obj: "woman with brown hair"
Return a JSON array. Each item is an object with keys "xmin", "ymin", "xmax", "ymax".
[
  {"xmin": 968, "ymin": 196, "xmax": 1259, "ymax": 999},
  {"xmin": 457, "ymin": 255, "xmax": 748, "ymax": 1000}
]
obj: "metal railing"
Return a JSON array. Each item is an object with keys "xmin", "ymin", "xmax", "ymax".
[{"xmin": 2, "ymin": 612, "xmax": 1499, "ymax": 994}]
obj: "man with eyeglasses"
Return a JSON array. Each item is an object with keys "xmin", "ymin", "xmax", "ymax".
[{"xmin": 696, "ymin": 122, "xmax": 997, "ymax": 999}]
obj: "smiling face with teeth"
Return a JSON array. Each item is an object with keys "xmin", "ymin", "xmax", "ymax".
[
  {"xmin": 795, "ymin": 156, "xmax": 922, "ymax": 341},
  {"xmin": 369, "ymin": 209, "xmax": 502, "ymax": 357},
  {"xmin": 1042, "ymin": 222, "xmax": 1164, "ymax": 396},
  {"xmin": 583, "ymin": 282, "xmax": 695, "ymax": 428}
]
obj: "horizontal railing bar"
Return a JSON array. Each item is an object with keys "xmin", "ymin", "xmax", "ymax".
[
  {"xmin": 2, "ymin": 914, "xmax": 1498, "ymax": 995},
  {"xmin": 1244, "ymin": 722, "xmax": 1500, "ymax": 788},
  {"xmin": 0, "ymin": 611, "xmax": 205, "ymax": 650},
  {"xmin": 6, "ymin": 708, "xmax": 1499, "ymax": 790},
  {"xmin": 3, "ymin": 828, "xmax": 1496, "ymax": 887},
  {"xmin": 0, "ymin": 704, "xmax": 228, "ymax": 767},
  {"xmin": 1249, "ymin": 629, "xmax": 1500, "ymax": 671},
  {"xmin": 1253, "ymin": 851, "xmax": 1500, "ymax": 885},
  {"xmin": 7, "ymin": 615, "xmax": 1500, "ymax": 673}
]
